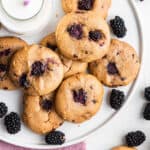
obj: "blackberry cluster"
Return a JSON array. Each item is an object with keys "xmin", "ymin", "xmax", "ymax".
[
  {"xmin": 45, "ymin": 131, "xmax": 65, "ymax": 145},
  {"xmin": 144, "ymin": 87, "xmax": 150, "ymax": 101},
  {"xmin": 4, "ymin": 112, "xmax": 21, "ymax": 134},
  {"xmin": 0, "ymin": 102, "xmax": 8, "ymax": 118},
  {"xmin": 125, "ymin": 131, "xmax": 146, "ymax": 147},
  {"xmin": 110, "ymin": 16, "xmax": 127, "ymax": 38},
  {"xmin": 143, "ymin": 103, "xmax": 150, "ymax": 120},
  {"xmin": 110, "ymin": 89, "xmax": 125, "ymax": 110}
]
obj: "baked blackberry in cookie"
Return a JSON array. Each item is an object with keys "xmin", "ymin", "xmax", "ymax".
[
  {"xmin": 62, "ymin": 0, "xmax": 111, "ymax": 19},
  {"xmin": 9, "ymin": 44, "xmax": 64, "ymax": 96},
  {"xmin": 23, "ymin": 93, "xmax": 63, "ymax": 134},
  {"xmin": 0, "ymin": 36, "xmax": 27, "ymax": 90},
  {"xmin": 89, "ymin": 39, "xmax": 140, "ymax": 86},
  {"xmin": 55, "ymin": 73, "xmax": 104, "ymax": 123},
  {"xmin": 56, "ymin": 12, "xmax": 110, "ymax": 62},
  {"xmin": 40, "ymin": 32, "xmax": 87, "ymax": 78}
]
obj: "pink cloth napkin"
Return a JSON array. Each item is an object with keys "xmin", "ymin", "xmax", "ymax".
[{"xmin": 0, "ymin": 141, "xmax": 86, "ymax": 150}]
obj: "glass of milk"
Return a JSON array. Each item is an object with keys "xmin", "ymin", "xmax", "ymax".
[{"xmin": 1, "ymin": 0, "xmax": 44, "ymax": 20}]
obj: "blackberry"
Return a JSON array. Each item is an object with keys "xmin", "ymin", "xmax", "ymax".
[
  {"xmin": 67, "ymin": 24, "xmax": 83, "ymax": 40},
  {"xmin": 107, "ymin": 62, "xmax": 119, "ymax": 75},
  {"xmin": 45, "ymin": 131, "xmax": 65, "ymax": 145},
  {"xmin": 89, "ymin": 30, "xmax": 103, "ymax": 41},
  {"xmin": 31, "ymin": 61, "xmax": 45, "ymax": 76},
  {"xmin": 0, "ymin": 64, "xmax": 7, "ymax": 72},
  {"xmin": 19, "ymin": 73, "xmax": 30, "ymax": 88},
  {"xmin": 72, "ymin": 88, "xmax": 87, "ymax": 105},
  {"xmin": 125, "ymin": 131, "xmax": 146, "ymax": 147},
  {"xmin": 143, "ymin": 103, "xmax": 150, "ymax": 120},
  {"xmin": 110, "ymin": 16, "xmax": 127, "ymax": 38},
  {"xmin": 78, "ymin": 0, "xmax": 94, "ymax": 10},
  {"xmin": 40, "ymin": 100, "xmax": 53, "ymax": 112},
  {"xmin": 4, "ymin": 112, "xmax": 21, "ymax": 134},
  {"xmin": 110, "ymin": 89, "xmax": 125, "ymax": 110},
  {"xmin": 144, "ymin": 87, "xmax": 150, "ymax": 101},
  {"xmin": 0, "ymin": 102, "xmax": 8, "ymax": 118},
  {"xmin": 0, "ymin": 49, "xmax": 11, "ymax": 57}
]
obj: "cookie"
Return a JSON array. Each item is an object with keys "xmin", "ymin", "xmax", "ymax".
[
  {"xmin": 62, "ymin": 0, "xmax": 111, "ymax": 19},
  {"xmin": 55, "ymin": 73, "xmax": 104, "ymax": 123},
  {"xmin": 9, "ymin": 44, "xmax": 64, "ymax": 96},
  {"xmin": 40, "ymin": 33, "xmax": 87, "ymax": 78},
  {"xmin": 0, "ymin": 36, "xmax": 27, "ymax": 90},
  {"xmin": 89, "ymin": 39, "xmax": 140, "ymax": 87},
  {"xmin": 23, "ymin": 93, "xmax": 63, "ymax": 134},
  {"xmin": 112, "ymin": 146, "xmax": 136, "ymax": 150},
  {"xmin": 56, "ymin": 12, "xmax": 110, "ymax": 62}
]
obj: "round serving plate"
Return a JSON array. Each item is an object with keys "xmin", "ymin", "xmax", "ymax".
[{"xmin": 0, "ymin": 0, "xmax": 143, "ymax": 149}]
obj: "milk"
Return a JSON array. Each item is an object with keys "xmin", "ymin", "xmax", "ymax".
[{"xmin": 1, "ymin": 0, "xmax": 43, "ymax": 20}]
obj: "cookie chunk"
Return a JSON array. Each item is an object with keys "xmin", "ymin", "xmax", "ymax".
[
  {"xmin": 55, "ymin": 73, "xmax": 104, "ymax": 123},
  {"xmin": 9, "ymin": 44, "xmax": 64, "ymax": 95},
  {"xmin": 23, "ymin": 93, "xmax": 63, "ymax": 134},
  {"xmin": 0, "ymin": 36, "xmax": 27, "ymax": 90},
  {"xmin": 62, "ymin": 0, "xmax": 111, "ymax": 19},
  {"xmin": 89, "ymin": 39, "xmax": 140, "ymax": 86},
  {"xmin": 112, "ymin": 146, "xmax": 136, "ymax": 150},
  {"xmin": 56, "ymin": 12, "xmax": 110, "ymax": 62},
  {"xmin": 40, "ymin": 33, "xmax": 87, "ymax": 78}
]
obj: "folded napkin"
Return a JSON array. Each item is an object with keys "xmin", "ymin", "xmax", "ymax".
[{"xmin": 0, "ymin": 141, "xmax": 86, "ymax": 150}]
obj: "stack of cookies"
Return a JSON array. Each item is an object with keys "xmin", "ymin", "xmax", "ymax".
[{"xmin": 0, "ymin": 0, "xmax": 140, "ymax": 138}]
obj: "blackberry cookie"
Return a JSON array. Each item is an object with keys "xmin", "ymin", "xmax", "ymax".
[
  {"xmin": 23, "ymin": 93, "xmax": 63, "ymax": 134},
  {"xmin": 40, "ymin": 33, "xmax": 87, "ymax": 78},
  {"xmin": 112, "ymin": 146, "xmax": 136, "ymax": 150},
  {"xmin": 56, "ymin": 12, "xmax": 110, "ymax": 62},
  {"xmin": 55, "ymin": 73, "xmax": 104, "ymax": 123},
  {"xmin": 62, "ymin": 0, "xmax": 111, "ymax": 19},
  {"xmin": 9, "ymin": 44, "xmax": 64, "ymax": 95},
  {"xmin": 0, "ymin": 36, "xmax": 27, "ymax": 90},
  {"xmin": 89, "ymin": 39, "xmax": 140, "ymax": 86}
]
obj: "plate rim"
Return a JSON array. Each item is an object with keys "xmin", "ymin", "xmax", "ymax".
[{"xmin": 0, "ymin": 0, "xmax": 144, "ymax": 149}]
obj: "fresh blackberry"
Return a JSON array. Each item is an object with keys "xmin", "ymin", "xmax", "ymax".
[
  {"xmin": 45, "ymin": 131, "xmax": 65, "ymax": 145},
  {"xmin": 0, "ymin": 102, "xmax": 8, "ymax": 118},
  {"xmin": 143, "ymin": 103, "xmax": 150, "ymax": 120},
  {"xmin": 110, "ymin": 16, "xmax": 127, "ymax": 38},
  {"xmin": 144, "ymin": 87, "xmax": 150, "ymax": 101},
  {"xmin": 110, "ymin": 89, "xmax": 125, "ymax": 110},
  {"xmin": 125, "ymin": 131, "xmax": 146, "ymax": 147},
  {"xmin": 4, "ymin": 112, "xmax": 21, "ymax": 134}
]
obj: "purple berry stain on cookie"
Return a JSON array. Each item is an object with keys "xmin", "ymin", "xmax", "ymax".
[
  {"xmin": 72, "ymin": 88, "xmax": 87, "ymax": 105},
  {"xmin": 107, "ymin": 62, "xmax": 119, "ymax": 75},
  {"xmin": 0, "ymin": 49, "xmax": 11, "ymax": 57},
  {"xmin": 40, "ymin": 100, "xmax": 53, "ymax": 112},
  {"xmin": 78, "ymin": 0, "xmax": 94, "ymax": 10},
  {"xmin": 89, "ymin": 30, "xmax": 103, "ymax": 42},
  {"xmin": 31, "ymin": 61, "xmax": 45, "ymax": 76},
  {"xmin": 19, "ymin": 74, "xmax": 30, "ymax": 88},
  {"xmin": 67, "ymin": 24, "xmax": 83, "ymax": 40},
  {"xmin": 0, "ymin": 64, "xmax": 7, "ymax": 72}
]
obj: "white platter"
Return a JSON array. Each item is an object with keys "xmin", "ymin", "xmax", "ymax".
[{"xmin": 0, "ymin": 0, "xmax": 143, "ymax": 149}]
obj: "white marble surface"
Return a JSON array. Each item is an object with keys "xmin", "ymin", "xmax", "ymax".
[{"xmin": 86, "ymin": 1, "xmax": 150, "ymax": 149}]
